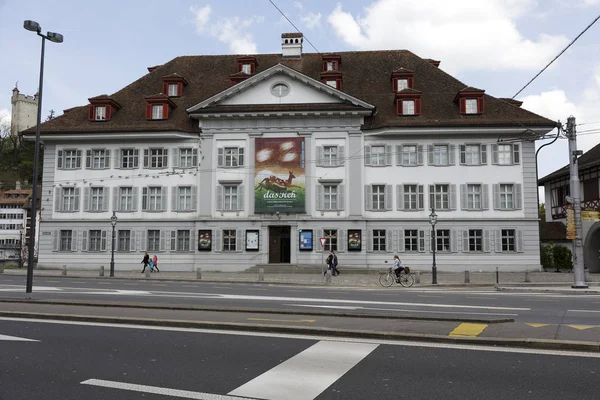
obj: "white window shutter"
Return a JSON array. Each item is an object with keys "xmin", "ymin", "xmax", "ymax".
[
  {"xmin": 491, "ymin": 144, "xmax": 499, "ymax": 165},
  {"xmin": 396, "ymin": 145, "xmax": 403, "ymax": 166},
  {"xmin": 217, "ymin": 148, "xmax": 224, "ymax": 167},
  {"xmin": 316, "ymin": 146, "xmax": 324, "ymax": 167},
  {"xmin": 385, "ymin": 145, "xmax": 392, "ymax": 166},
  {"xmin": 391, "ymin": 230, "xmax": 398, "ymax": 253},
  {"xmin": 493, "ymin": 184, "xmax": 500, "ymax": 210},
  {"xmin": 315, "ymin": 185, "xmax": 323, "ymax": 211},
  {"xmin": 169, "ymin": 231, "xmax": 175, "ymax": 251},
  {"xmin": 397, "ymin": 184, "xmax": 404, "ymax": 210},
  {"xmin": 134, "ymin": 149, "xmax": 140, "ymax": 168},
  {"xmin": 132, "ymin": 187, "xmax": 139, "ymax": 212},
  {"xmin": 427, "ymin": 229, "xmax": 432, "ymax": 253},
  {"xmin": 161, "ymin": 186, "xmax": 168, "ymax": 211},
  {"xmin": 516, "ymin": 230, "xmax": 524, "ymax": 252},
  {"xmin": 480, "ymin": 144, "xmax": 487, "ymax": 164},
  {"xmin": 76, "ymin": 150, "xmax": 82, "ymax": 168},
  {"xmin": 238, "ymin": 147, "xmax": 244, "ymax": 167},
  {"xmin": 418, "ymin": 185, "xmax": 424, "ymax": 210},
  {"xmin": 462, "ymin": 230, "xmax": 469, "ymax": 253},
  {"xmin": 236, "ymin": 229, "xmax": 243, "ymax": 252},
  {"xmin": 514, "ymin": 184, "xmax": 522, "ymax": 210},
  {"xmin": 191, "ymin": 186, "xmax": 198, "ymax": 211},
  {"xmin": 57, "ymin": 150, "xmax": 63, "ymax": 169},
  {"xmin": 71, "ymin": 231, "xmax": 79, "ymax": 252},
  {"xmin": 398, "ymin": 229, "xmax": 405, "ymax": 252},
  {"xmin": 216, "ymin": 186, "xmax": 223, "ymax": 211},
  {"xmin": 365, "ymin": 185, "xmax": 373, "ymax": 211},
  {"xmin": 83, "ymin": 187, "xmax": 90, "ymax": 212},
  {"xmin": 337, "ymin": 146, "xmax": 345, "ymax": 166},
  {"xmin": 192, "ymin": 148, "xmax": 198, "ymax": 166},
  {"xmin": 190, "ymin": 230, "xmax": 197, "ymax": 252},
  {"xmin": 449, "ymin": 185, "xmax": 457, "ymax": 210},
  {"xmin": 482, "ymin": 184, "xmax": 489, "ymax": 210},
  {"xmin": 102, "ymin": 187, "xmax": 110, "ymax": 212},
  {"xmin": 459, "ymin": 145, "xmax": 466, "ymax": 165},
  {"xmin": 450, "ymin": 230, "xmax": 458, "ymax": 253},
  {"xmin": 460, "ymin": 184, "xmax": 467, "ymax": 210},
  {"xmin": 142, "ymin": 187, "xmax": 148, "ymax": 211},
  {"xmin": 171, "ymin": 186, "xmax": 178, "ymax": 212},
  {"xmin": 101, "ymin": 230, "xmax": 108, "ymax": 251},
  {"xmin": 364, "ymin": 146, "xmax": 371, "ymax": 166},
  {"xmin": 141, "ymin": 230, "xmax": 147, "ymax": 252},
  {"xmin": 338, "ymin": 184, "xmax": 345, "ymax": 211},
  {"xmin": 512, "ymin": 144, "xmax": 520, "ymax": 164},
  {"xmin": 159, "ymin": 230, "xmax": 166, "ymax": 252},
  {"xmin": 385, "ymin": 185, "xmax": 393, "ymax": 211},
  {"xmin": 54, "ymin": 188, "xmax": 61, "ymax": 212},
  {"xmin": 113, "ymin": 187, "xmax": 119, "ymax": 212},
  {"xmin": 172, "ymin": 148, "xmax": 179, "ymax": 168},
  {"xmin": 495, "ymin": 230, "xmax": 502, "ymax": 253},
  {"xmin": 427, "ymin": 145, "xmax": 434, "ymax": 165},
  {"xmin": 85, "ymin": 150, "xmax": 91, "ymax": 168},
  {"xmin": 483, "ymin": 230, "xmax": 491, "ymax": 253},
  {"xmin": 448, "ymin": 145, "xmax": 456, "ymax": 165},
  {"xmin": 82, "ymin": 231, "xmax": 88, "ymax": 252},
  {"xmin": 114, "ymin": 150, "xmax": 121, "ymax": 169},
  {"xmin": 366, "ymin": 230, "xmax": 373, "ymax": 253},
  {"xmin": 131, "ymin": 231, "xmax": 138, "ymax": 252},
  {"xmin": 52, "ymin": 230, "xmax": 59, "ymax": 251},
  {"xmin": 214, "ymin": 230, "xmax": 222, "ymax": 252},
  {"xmin": 418, "ymin": 229, "xmax": 426, "ymax": 253},
  {"xmin": 338, "ymin": 229, "xmax": 346, "ymax": 253},
  {"xmin": 74, "ymin": 188, "xmax": 81, "ymax": 211},
  {"xmin": 429, "ymin": 185, "xmax": 435, "ymax": 209},
  {"xmin": 237, "ymin": 185, "xmax": 245, "ymax": 211},
  {"xmin": 315, "ymin": 229, "xmax": 323, "ymax": 253},
  {"xmin": 417, "ymin": 145, "xmax": 424, "ymax": 166},
  {"xmin": 105, "ymin": 149, "xmax": 111, "ymax": 169},
  {"xmin": 143, "ymin": 149, "xmax": 149, "ymax": 168}
]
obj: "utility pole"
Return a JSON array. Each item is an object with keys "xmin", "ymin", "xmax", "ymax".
[{"xmin": 565, "ymin": 116, "xmax": 588, "ymax": 288}]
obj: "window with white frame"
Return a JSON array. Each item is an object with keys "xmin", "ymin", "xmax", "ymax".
[
  {"xmin": 178, "ymin": 186, "xmax": 192, "ymax": 211},
  {"xmin": 324, "ymin": 229, "xmax": 338, "ymax": 252},
  {"xmin": 323, "ymin": 146, "xmax": 338, "ymax": 166},
  {"xmin": 463, "ymin": 144, "xmax": 481, "ymax": 165},
  {"xmin": 95, "ymin": 106, "xmax": 106, "ymax": 120},
  {"xmin": 402, "ymin": 145, "xmax": 417, "ymax": 166},
  {"xmin": 435, "ymin": 229, "xmax": 450, "ymax": 252},
  {"xmin": 404, "ymin": 229, "xmax": 418, "ymax": 252},
  {"xmin": 372, "ymin": 185, "xmax": 386, "ymax": 210},
  {"xmin": 61, "ymin": 188, "xmax": 77, "ymax": 212},
  {"xmin": 324, "ymin": 185, "xmax": 338, "ymax": 210},
  {"xmin": 87, "ymin": 149, "xmax": 109, "ymax": 169},
  {"xmin": 466, "ymin": 184, "xmax": 482, "ymax": 210},
  {"xmin": 396, "ymin": 79, "xmax": 409, "ymax": 91},
  {"xmin": 500, "ymin": 184, "xmax": 514, "ymax": 209},
  {"xmin": 179, "ymin": 148, "xmax": 194, "ymax": 168},
  {"xmin": 371, "ymin": 146, "xmax": 385, "ymax": 166},
  {"xmin": 224, "ymin": 147, "xmax": 243, "ymax": 167},
  {"xmin": 403, "ymin": 184, "xmax": 419, "ymax": 210},
  {"xmin": 373, "ymin": 229, "xmax": 386, "ymax": 252},
  {"xmin": 121, "ymin": 149, "xmax": 139, "ymax": 169},
  {"xmin": 224, "ymin": 186, "xmax": 238, "ymax": 211},
  {"xmin": 117, "ymin": 230, "xmax": 131, "ymax": 252},
  {"xmin": 430, "ymin": 184, "xmax": 450, "ymax": 210},
  {"xmin": 177, "ymin": 230, "xmax": 190, "ymax": 251},
  {"xmin": 119, "ymin": 187, "xmax": 133, "ymax": 212},
  {"xmin": 148, "ymin": 230, "xmax": 160, "ymax": 252},
  {"xmin": 326, "ymin": 61, "xmax": 335, "ymax": 71},
  {"xmin": 223, "ymin": 230, "xmax": 236, "ymax": 251},
  {"xmin": 145, "ymin": 187, "xmax": 163, "ymax": 211},
  {"xmin": 90, "ymin": 187, "xmax": 103, "ymax": 212},
  {"xmin": 241, "ymin": 64, "xmax": 251, "ymax": 74},
  {"xmin": 60, "ymin": 230, "xmax": 72, "ymax": 251},
  {"xmin": 89, "ymin": 230, "xmax": 103, "ymax": 252},
  {"xmin": 496, "ymin": 144, "xmax": 520, "ymax": 165},
  {"xmin": 501, "ymin": 229, "xmax": 516, "ymax": 252},
  {"xmin": 402, "ymin": 100, "xmax": 415, "ymax": 115},
  {"xmin": 152, "ymin": 104, "xmax": 163, "ymax": 119},
  {"xmin": 469, "ymin": 229, "xmax": 483, "ymax": 252},
  {"xmin": 432, "ymin": 145, "xmax": 449, "ymax": 166},
  {"xmin": 465, "ymin": 99, "xmax": 478, "ymax": 114},
  {"xmin": 63, "ymin": 150, "xmax": 81, "ymax": 169},
  {"xmin": 148, "ymin": 148, "xmax": 168, "ymax": 168},
  {"xmin": 168, "ymin": 84, "xmax": 178, "ymax": 96}
]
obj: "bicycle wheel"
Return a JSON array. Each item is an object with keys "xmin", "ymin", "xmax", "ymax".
[
  {"xmin": 379, "ymin": 273, "xmax": 394, "ymax": 287},
  {"xmin": 399, "ymin": 273, "xmax": 414, "ymax": 288}
]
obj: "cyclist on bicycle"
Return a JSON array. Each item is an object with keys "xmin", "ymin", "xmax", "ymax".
[{"xmin": 392, "ymin": 255, "xmax": 404, "ymax": 278}]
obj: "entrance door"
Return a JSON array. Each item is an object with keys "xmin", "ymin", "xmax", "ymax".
[
  {"xmin": 269, "ymin": 226, "xmax": 291, "ymax": 263},
  {"xmin": 584, "ymin": 223, "xmax": 600, "ymax": 272}
]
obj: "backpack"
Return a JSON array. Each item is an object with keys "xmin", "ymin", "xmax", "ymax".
[{"xmin": 404, "ymin": 266, "xmax": 410, "ymax": 274}]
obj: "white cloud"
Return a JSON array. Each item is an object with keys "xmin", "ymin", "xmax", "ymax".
[
  {"xmin": 190, "ymin": 5, "xmax": 212, "ymax": 33},
  {"xmin": 327, "ymin": 0, "xmax": 570, "ymax": 73},
  {"xmin": 301, "ymin": 12, "xmax": 322, "ymax": 29},
  {"xmin": 294, "ymin": 1, "xmax": 304, "ymax": 10},
  {"xmin": 582, "ymin": 0, "xmax": 600, "ymax": 5}
]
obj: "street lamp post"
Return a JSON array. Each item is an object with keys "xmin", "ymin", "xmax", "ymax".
[
  {"xmin": 110, "ymin": 212, "xmax": 117, "ymax": 277},
  {"xmin": 429, "ymin": 206, "xmax": 438, "ymax": 284},
  {"xmin": 23, "ymin": 20, "xmax": 64, "ymax": 294}
]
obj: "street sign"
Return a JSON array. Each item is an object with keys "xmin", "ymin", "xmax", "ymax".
[
  {"xmin": 566, "ymin": 206, "xmax": 576, "ymax": 240},
  {"xmin": 582, "ymin": 210, "xmax": 600, "ymax": 222},
  {"xmin": 320, "ymin": 237, "xmax": 327, "ymax": 247}
]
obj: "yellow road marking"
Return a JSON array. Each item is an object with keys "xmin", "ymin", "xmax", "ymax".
[
  {"xmin": 249, "ymin": 288, "xmax": 268, "ymax": 291},
  {"xmin": 248, "ymin": 318, "xmax": 316, "ymax": 323},
  {"xmin": 46, "ymin": 280, "xmax": 60, "ymax": 283},
  {"xmin": 213, "ymin": 286, "xmax": 231, "ymax": 289},
  {"xmin": 286, "ymin": 290, "xmax": 306, "ymax": 292},
  {"xmin": 418, "ymin": 295, "xmax": 444, "ymax": 298},
  {"xmin": 182, "ymin": 285, "xmax": 197, "ymax": 288},
  {"xmin": 449, "ymin": 323, "xmax": 488, "ymax": 337},
  {"xmin": 152, "ymin": 284, "xmax": 168, "ymax": 287},
  {"xmin": 465, "ymin": 296, "xmax": 497, "ymax": 300},
  {"xmin": 78, "ymin": 281, "xmax": 87, "ymax": 284},
  {"xmin": 97, "ymin": 282, "xmax": 111, "ymax": 285},
  {"xmin": 568, "ymin": 325, "xmax": 596, "ymax": 330},
  {"xmin": 526, "ymin": 323, "xmax": 551, "ymax": 328},
  {"xmin": 531, "ymin": 299, "xmax": 560, "ymax": 302},
  {"xmin": 123, "ymin": 283, "xmax": 138, "ymax": 286}
]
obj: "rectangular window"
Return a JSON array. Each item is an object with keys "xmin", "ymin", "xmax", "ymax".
[
  {"xmin": 225, "ymin": 147, "xmax": 242, "ymax": 167},
  {"xmin": 433, "ymin": 145, "xmax": 449, "ymax": 166},
  {"xmin": 90, "ymin": 187, "xmax": 103, "ymax": 212},
  {"xmin": 90, "ymin": 149, "xmax": 109, "ymax": 169},
  {"xmin": 396, "ymin": 79, "xmax": 409, "ymax": 91},
  {"xmin": 326, "ymin": 61, "xmax": 335, "ymax": 71},
  {"xmin": 402, "ymin": 145, "xmax": 417, "ymax": 166},
  {"xmin": 60, "ymin": 230, "xmax": 72, "ymax": 251},
  {"xmin": 118, "ymin": 230, "xmax": 131, "ymax": 252},
  {"xmin": 178, "ymin": 186, "xmax": 192, "ymax": 211},
  {"xmin": 241, "ymin": 64, "xmax": 251, "ymax": 74},
  {"xmin": 430, "ymin": 184, "xmax": 450, "ymax": 210},
  {"xmin": 152, "ymin": 104, "xmax": 163, "ymax": 120},
  {"xmin": 402, "ymin": 100, "xmax": 415, "ymax": 115},
  {"xmin": 501, "ymin": 229, "xmax": 516, "ymax": 252},
  {"xmin": 148, "ymin": 230, "xmax": 160, "ymax": 252},
  {"xmin": 435, "ymin": 229, "xmax": 450, "ymax": 252},
  {"xmin": 404, "ymin": 229, "xmax": 418, "ymax": 252},
  {"xmin": 373, "ymin": 229, "xmax": 386, "ymax": 252},
  {"xmin": 95, "ymin": 106, "xmax": 106, "ymax": 120},
  {"xmin": 497, "ymin": 144, "xmax": 513, "ymax": 165},
  {"xmin": 121, "ymin": 149, "xmax": 138, "ymax": 169},
  {"xmin": 464, "ymin": 145, "xmax": 480, "ymax": 165},
  {"xmin": 467, "ymin": 184, "xmax": 482, "ymax": 210},
  {"xmin": 404, "ymin": 184, "xmax": 419, "ymax": 210},
  {"xmin": 147, "ymin": 187, "xmax": 162, "ymax": 211},
  {"xmin": 324, "ymin": 229, "xmax": 338, "ymax": 252},
  {"xmin": 372, "ymin": 185, "xmax": 386, "ymax": 210},
  {"xmin": 179, "ymin": 148, "xmax": 194, "ymax": 168},
  {"xmin": 224, "ymin": 186, "xmax": 238, "ymax": 211},
  {"xmin": 64, "ymin": 150, "xmax": 80, "ymax": 169},
  {"xmin": 177, "ymin": 230, "xmax": 190, "ymax": 251},
  {"xmin": 371, "ymin": 146, "xmax": 385, "ymax": 166},
  {"xmin": 324, "ymin": 185, "xmax": 338, "ymax": 211},
  {"xmin": 62, "ymin": 188, "xmax": 76, "ymax": 212},
  {"xmin": 223, "ymin": 230, "xmax": 236, "ymax": 251},
  {"xmin": 469, "ymin": 229, "xmax": 483, "ymax": 252},
  {"xmin": 89, "ymin": 230, "xmax": 102, "ymax": 252},
  {"xmin": 119, "ymin": 187, "xmax": 133, "ymax": 212},
  {"xmin": 465, "ymin": 99, "xmax": 478, "ymax": 114},
  {"xmin": 323, "ymin": 146, "xmax": 338, "ymax": 166},
  {"xmin": 500, "ymin": 184, "xmax": 514, "ymax": 209},
  {"xmin": 149, "ymin": 148, "xmax": 168, "ymax": 168},
  {"xmin": 168, "ymin": 84, "xmax": 178, "ymax": 96}
]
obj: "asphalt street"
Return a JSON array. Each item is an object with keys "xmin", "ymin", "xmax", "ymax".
[{"xmin": 1, "ymin": 318, "xmax": 599, "ymax": 400}]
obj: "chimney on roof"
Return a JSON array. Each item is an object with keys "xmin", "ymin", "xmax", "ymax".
[
  {"xmin": 281, "ymin": 32, "xmax": 303, "ymax": 58},
  {"xmin": 15, "ymin": 180, "xmax": 21, "ymax": 190}
]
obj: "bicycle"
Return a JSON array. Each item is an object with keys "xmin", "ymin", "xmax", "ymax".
[{"xmin": 379, "ymin": 267, "xmax": 414, "ymax": 288}]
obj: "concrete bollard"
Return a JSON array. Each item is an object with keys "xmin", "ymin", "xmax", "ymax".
[
  {"xmin": 196, "ymin": 268, "xmax": 202, "ymax": 280},
  {"xmin": 585, "ymin": 269, "xmax": 590, "ymax": 283},
  {"xmin": 99, "ymin": 265, "xmax": 105, "ymax": 277},
  {"xmin": 415, "ymin": 271, "xmax": 420, "ymax": 284},
  {"xmin": 258, "ymin": 267, "xmax": 264, "ymax": 282},
  {"xmin": 464, "ymin": 270, "xmax": 470, "ymax": 284},
  {"xmin": 144, "ymin": 269, "xmax": 151, "ymax": 279},
  {"xmin": 524, "ymin": 270, "xmax": 531, "ymax": 283},
  {"xmin": 325, "ymin": 269, "xmax": 332, "ymax": 285},
  {"xmin": 62, "ymin": 265, "xmax": 67, "ymax": 276}
]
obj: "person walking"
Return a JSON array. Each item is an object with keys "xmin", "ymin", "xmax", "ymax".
[
  {"xmin": 141, "ymin": 252, "xmax": 150, "ymax": 273},
  {"xmin": 152, "ymin": 255, "xmax": 159, "ymax": 272},
  {"xmin": 324, "ymin": 250, "xmax": 340, "ymax": 276}
]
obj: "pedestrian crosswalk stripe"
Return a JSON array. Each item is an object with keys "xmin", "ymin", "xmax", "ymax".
[
  {"xmin": 525, "ymin": 323, "xmax": 550, "ymax": 328},
  {"xmin": 568, "ymin": 325, "xmax": 596, "ymax": 330},
  {"xmin": 449, "ymin": 323, "xmax": 488, "ymax": 337}
]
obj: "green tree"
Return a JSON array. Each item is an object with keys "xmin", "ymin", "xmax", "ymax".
[
  {"xmin": 0, "ymin": 126, "xmax": 41, "ymax": 190},
  {"xmin": 539, "ymin": 203, "xmax": 546, "ymax": 218}
]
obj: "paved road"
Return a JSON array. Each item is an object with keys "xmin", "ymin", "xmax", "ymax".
[{"xmin": 1, "ymin": 317, "xmax": 599, "ymax": 400}]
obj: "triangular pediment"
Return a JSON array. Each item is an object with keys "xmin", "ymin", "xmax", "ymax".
[{"xmin": 186, "ymin": 64, "xmax": 374, "ymax": 114}]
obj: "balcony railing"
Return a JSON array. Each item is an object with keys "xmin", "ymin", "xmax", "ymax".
[
  {"xmin": 551, "ymin": 198, "xmax": 600, "ymax": 220},
  {"xmin": 0, "ymin": 243, "xmax": 21, "ymax": 249}
]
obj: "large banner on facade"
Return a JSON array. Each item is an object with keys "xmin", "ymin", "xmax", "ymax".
[{"xmin": 254, "ymin": 137, "xmax": 305, "ymax": 213}]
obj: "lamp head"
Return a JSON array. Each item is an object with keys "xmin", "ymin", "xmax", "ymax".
[
  {"xmin": 47, "ymin": 31, "xmax": 64, "ymax": 43},
  {"xmin": 429, "ymin": 209, "xmax": 438, "ymax": 226},
  {"xmin": 110, "ymin": 212, "xmax": 118, "ymax": 226},
  {"xmin": 24, "ymin": 20, "xmax": 41, "ymax": 32}
]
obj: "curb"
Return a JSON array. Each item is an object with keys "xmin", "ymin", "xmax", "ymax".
[
  {"xmin": 1, "ymin": 310, "xmax": 598, "ymax": 353},
  {"xmin": 0, "ymin": 299, "xmax": 513, "ymax": 324},
  {"xmin": 496, "ymin": 287, "xmax": 600, "ymax": 295}
]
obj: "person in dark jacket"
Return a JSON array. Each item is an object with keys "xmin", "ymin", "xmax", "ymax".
[
  {"xmin": 141, "ymin": 252, "xmax": 150, "ymax": 273},
  {"xmin": 325, "ymin": 250, "xmax": 340, "ymax": 276}
]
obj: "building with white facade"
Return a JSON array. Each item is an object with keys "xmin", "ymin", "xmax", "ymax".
[
  {"xmin": 0, "ymin": 188, "xmax": 35, "ymax": 262},
  {"xmin": 24, "ymin": 33, "xmax": 556, "ymax": 272}
]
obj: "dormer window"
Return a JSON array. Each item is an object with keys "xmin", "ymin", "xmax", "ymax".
[
  {"xmin": 87, "ymin": 96, "xmax": 121, "ymax": 122},
  {"xmin": 152, "ymin": 105, "xmax": 163, "ymax": 120},
  {"xmin": 236, "ymin": 56, "xmax": 257, "ymax": 75},
  {"xmin": 465, "ymin": 99, "xmax": 478, "ymax": 114},
  {"xmin": 161, "ymin": 73, "xmax": 188, "ymax": 97},
  {"xmin": 241, "ymin": 64, "xmax": 251, "ymax": 74},
  {"xmin": 402, "ymin": 100, "xmax": 415, "ymax": 115},
  {"xmin": 326, "ymin": 80, "xmax": 337, "ymax": 88},
  {"xmin": 395, "ymin": 89, "xmax": 422, "ymax": 116},
  {"xmin": 397, "ymin": 79, "xmax": 409, "ymax": 91},
  {"xmin": 322, "ymin": 77, "xmax": 342, "ymax": 90},
  {"xmin": 326, "ymin": 61, "xmax": 336, "ymax": 71},
  {"xmin": 95, "ymin": 106, "xmax": 106, "ymax": 121},
  {"xmin": 167, "ymin": 84, "xmax": 178, "ymax": 97},
  {"xmin": 322, "ymin": 55, "xmax": 341, "ymax": 72},
  {"xmin": 145, "ymin": 94, "xmax": 177, "ymax": 121},
  {"xmin": 455, "ymin": 87, "xmax": 485, "ymax": 115},
  {"xmin": 391, "ymin": 68, "xmax": 414, "ymax": 92}
]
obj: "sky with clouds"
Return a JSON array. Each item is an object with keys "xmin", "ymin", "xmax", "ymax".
[{"xmin": 0, "ymin": 0, "xmax": 599, "ymax": 186}]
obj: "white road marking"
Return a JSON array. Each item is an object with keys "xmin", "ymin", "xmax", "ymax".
[
  {"xmin": 81, "ymin": 379, "xmax": 254, "ymax": 400},
  {"xmin": 3, "ymin": 317, "xmax": 600, "ymax": 358},
  {"xmin": 286, "ymin": 304, "xmax": 518, "ymax": 316},
  {"xmin": 0, "ymin": 285, "xmax": 63, "ymax": 292},
  {"xmin": 568, "ymin": 309, "xmax": 600, "ymax": 313},
  {"xmin": 229, "ymin": 341, "xmax": 378, "ymax": 400},
  {"xmin": 0, "ymin": 333, "xmax": 39, "ymax": 342}
]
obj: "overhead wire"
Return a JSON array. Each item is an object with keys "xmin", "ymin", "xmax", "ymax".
[{"xmin": 267, "ymin": 0, "xmax": 320, "ymax": 54}]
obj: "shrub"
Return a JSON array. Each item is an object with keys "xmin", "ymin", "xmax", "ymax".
[
  {"xmin": 540, "ymin": 244, "xmax": 554, "ymax": 271},
  {"xmin": 552, "ymin": 245, "xmax": 573, "ymax": 271}
]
